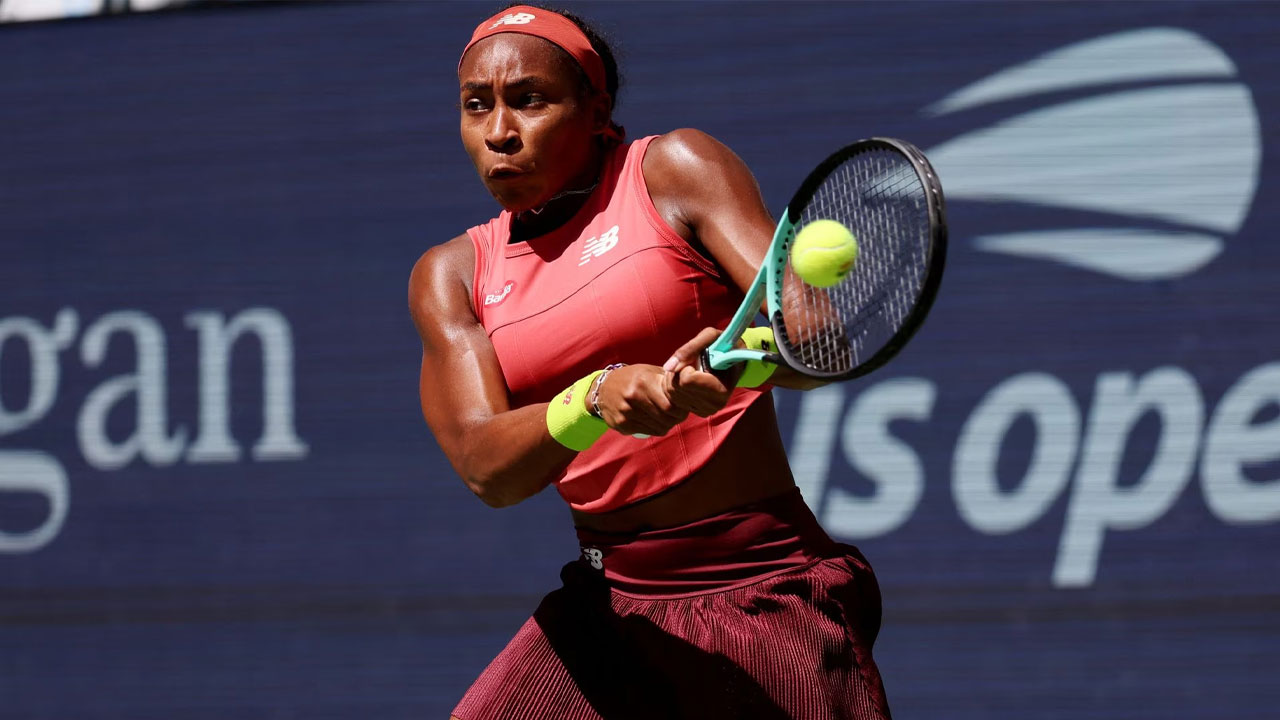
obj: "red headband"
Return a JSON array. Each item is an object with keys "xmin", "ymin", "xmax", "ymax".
[{"xmin": 460, "ymin": 6, "xmax": 607, "ymax": 96}]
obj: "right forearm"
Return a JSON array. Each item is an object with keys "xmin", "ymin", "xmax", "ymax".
[
  {"xmin": 412, "ymin": 242, "xmax": 588, "ymax": 508},
  {"xmin": 451, "ymin": 402, "xmax": 579, "ymax": 507}
]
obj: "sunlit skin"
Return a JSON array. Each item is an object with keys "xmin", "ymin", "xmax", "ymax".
[
  {"xmin": 458, "ymin": 34, "xmax": 610, "ymax": 219},
  {"xmin": 412, "ymin": 31, "xmax": 828, "ymax": 546}
]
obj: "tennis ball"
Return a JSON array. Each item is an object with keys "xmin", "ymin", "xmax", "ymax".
[{"xmin": 791, "ymin": 219, "xmax": 858, "ymax": 287}]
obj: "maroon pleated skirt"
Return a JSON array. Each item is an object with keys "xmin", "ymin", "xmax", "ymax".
[{"xmin": 452, "ymin": 488, "xmax": 891, "ymax": 720}]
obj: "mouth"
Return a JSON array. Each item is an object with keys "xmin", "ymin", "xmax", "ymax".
[{"xmin": 487, "ymin": 164, "xmax": 527, "ymax": 180}]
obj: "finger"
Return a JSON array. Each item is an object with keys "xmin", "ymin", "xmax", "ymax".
[
  {"xmin": 646, "ymin": 385, "xmax": 691, "ymax": 425},
  {"xmin": 687, "ymin": 370, "xmax": 734, "ymax": 414},
  {"xmin": 670, "ymin": 367, "xmax": 727, "ymax": 417},
  {"xmin": 617, "ymin": 416, "xmax": 669, "ymax": 437},
  {"xmin": 680, "ymin": 364, "xmax": 733, "ymax": 394},
  {"xmin": 617, "ymin": 391, "xmax": 685, "ymax": 436},
  {"xmin": 662, "ymin": 327, "xmax": 722, "ymax": 374},
  {"xmin": 664, "ymin": 365, "xmax": 680, "ymax": 396},
  {"xmin": 665, "ymin": 375, "xmax": 702, "ymax": 410},
  {"xmin": 636, "ymin": 411, "xmax": 684, "ymax": 436},
  {"xmin": 665, "ymin": 405, "xmax": 691, "ymax": 424},
  {"xmin": 601, "ymin": 399, "xmax": 662, "ymax": 436},
  {"xmin": 637, "ymin": 401, "xmax": 688, "ymax": 428}
]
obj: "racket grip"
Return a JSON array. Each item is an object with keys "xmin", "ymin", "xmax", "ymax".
[{"xmin": 698, "ymin": 348, "xmax": 742, "ymax": 388}]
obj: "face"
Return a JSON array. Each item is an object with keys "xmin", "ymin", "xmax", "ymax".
[{"xmin": 458, "ymin": 33, "xmax": 610, "ymax": 212}]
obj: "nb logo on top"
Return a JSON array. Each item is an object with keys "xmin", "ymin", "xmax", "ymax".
[{"xmin": 579, "ymin": 225, "xmax": 620, "ymax": 266}]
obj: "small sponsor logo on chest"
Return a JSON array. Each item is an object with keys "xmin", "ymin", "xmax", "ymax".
[
  {"xmin": 483, "ymin": 280, "xmax": 517, "ymax": 307},
  {"xmin": 578, "ymin": 225, "xmax": 621, "ymax": 266}
]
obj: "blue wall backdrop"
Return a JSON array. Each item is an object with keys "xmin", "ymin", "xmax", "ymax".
[{"xmin": 2, "ymin": 2, "xmax": 1279, "ymax": 717}]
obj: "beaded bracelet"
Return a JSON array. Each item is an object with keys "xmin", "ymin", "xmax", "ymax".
[{"xmin": 589, "ymin": 363, "xmax": 627, "ymax": 418}]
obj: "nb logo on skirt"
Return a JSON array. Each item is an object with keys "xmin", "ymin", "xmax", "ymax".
[{"xmin": 580, "ymin": 547, "xmax": 604, "ymax": 570}]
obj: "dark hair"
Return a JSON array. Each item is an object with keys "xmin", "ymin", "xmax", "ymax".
[{"xmin": 502, "ymin": 2, "xmax": 625, "ymax": 140}]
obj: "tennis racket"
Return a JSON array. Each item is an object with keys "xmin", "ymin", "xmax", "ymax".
[{"xmin": 701, "ymin": 137, "xmax": 947, "ymax": 380}]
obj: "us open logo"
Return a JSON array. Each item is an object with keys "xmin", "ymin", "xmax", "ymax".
[
  {"xmin": 925, "ymin": 27, "xmax": 1261, "ymax": 281},
  {"xmin": 790, "ymin": 27, "xmax": 1276, "ymax": 589}
]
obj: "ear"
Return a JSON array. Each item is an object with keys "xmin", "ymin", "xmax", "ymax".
[{"xmin": 589, "ymin": 92, "xmax": 613, "ymax": 135}]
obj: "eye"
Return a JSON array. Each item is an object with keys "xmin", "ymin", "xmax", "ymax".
[
  {"xmin": 517, "ymin": 93, "xmax": 546, "ymax": 108},
  {"xmin": 461, "ymin": 97, "xmax": 488, "ymax": 113}
]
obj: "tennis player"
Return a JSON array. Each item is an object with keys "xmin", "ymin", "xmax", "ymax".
[{"xmin": 410, "ymin": 5, "xmax": 891, "ymax": 718}]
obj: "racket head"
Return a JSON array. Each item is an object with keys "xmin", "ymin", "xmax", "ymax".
[{"xmin": 767, "ymin": 138, "xmax": 947, "ymax": 381}]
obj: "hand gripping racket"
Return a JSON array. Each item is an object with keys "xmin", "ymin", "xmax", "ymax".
[{"xmin": 702, "ymin": 138, "xmax": 947, "ymax": 380}]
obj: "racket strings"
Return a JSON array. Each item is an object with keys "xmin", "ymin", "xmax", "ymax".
[{"xmin": 782, "ymin": 148, "xmax": 932, "ymax": 375}]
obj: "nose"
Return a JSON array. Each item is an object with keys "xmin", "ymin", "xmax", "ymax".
[{"xmin": 485, "ymin": 105, "xmax": 521, "ymax": 154}]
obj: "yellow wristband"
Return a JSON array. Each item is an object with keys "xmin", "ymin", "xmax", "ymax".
[
  {"xmin": 546, "ymin": 370, "xmax": 609, "ymax": 451},
  {"xmin": 736, "ymin": 326, "xmax": 778, "ymax": 388}
]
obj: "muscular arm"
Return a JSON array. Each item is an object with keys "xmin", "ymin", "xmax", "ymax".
[
  {"xmin": 409, "ymin": 235, "xmax": 690, "ymax": 507},
  {"xmin": 408, "ymin": 236, "xmax": 577, "ymax": 507},
  {"xmin": 644, "ymin": 128, "xmax": 825, "ymax": 391}
]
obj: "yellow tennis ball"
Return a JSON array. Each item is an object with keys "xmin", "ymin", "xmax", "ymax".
[{"xmin": 791, "ymin": 219, "xmax": 858, "ymax": 287}]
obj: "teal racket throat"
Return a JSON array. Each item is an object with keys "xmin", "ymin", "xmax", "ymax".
[{"xmin": 704, "ymin": 209, "xmax": 794, "ymax": 370}]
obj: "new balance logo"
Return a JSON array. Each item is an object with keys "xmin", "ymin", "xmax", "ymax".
[
  {"xmin": 581, "ymin": 547, "xmax": 604, "ymax": 570},
  {"xmin": 483, "ymin": 281, "xmax": 516, "ymax": 307},
  {"xmin": 489, "ymin": 12, "xmax": 535, "ymax": 29},
  {"xmin": 578, "ymin": 225, "xmax": 620, "ymax": 266}
]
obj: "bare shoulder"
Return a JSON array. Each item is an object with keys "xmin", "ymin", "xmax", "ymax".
[
  {"xmin": 643, "ymin": 129, "xmax": 761, "ymax": 239},
  {"xmin": 408, "ymin": 233, "xmax": 476, "ymax": 335},
  {"xmin": 643, "ymin": 130, "xmax": 775, "ymax": 293},
  {"xmin": 644, "ymin": 128, "xmax": 746, "ymax": 188}
]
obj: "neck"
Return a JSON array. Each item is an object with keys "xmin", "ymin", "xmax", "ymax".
[{"xmin": 510, "ymin": 144, "xmax": 606, "ymax": 241}]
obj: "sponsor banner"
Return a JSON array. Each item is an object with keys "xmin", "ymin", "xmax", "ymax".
[
  {"xmin": 1, "ymin": 2, "xmax": 1278, "ymax": 718},
  {"xmin": 0, "ymin": 0, "xmax": 196, "ymax": 23}
]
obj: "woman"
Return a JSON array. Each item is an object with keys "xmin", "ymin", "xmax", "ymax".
[{"xmin": 409, "ymin": 5, "xmax": 891, "ymax": 718}]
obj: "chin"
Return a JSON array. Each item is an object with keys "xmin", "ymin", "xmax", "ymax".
[{"xmin": 486, "ymin": 182, "xmax": 544, "ymax": 213}]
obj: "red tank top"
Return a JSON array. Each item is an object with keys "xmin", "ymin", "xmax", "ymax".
[{"xmin": 467, "ymin": 135, "xmax": 767, "ymax": 513}]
